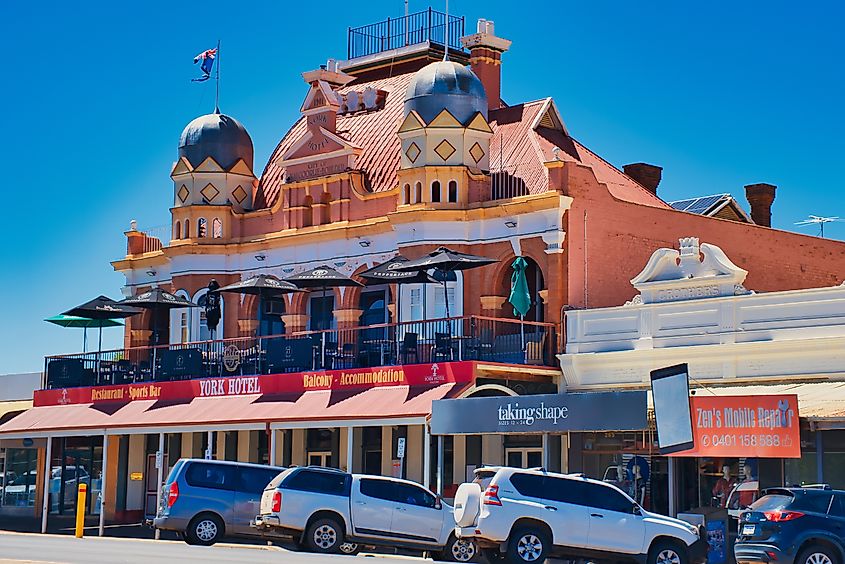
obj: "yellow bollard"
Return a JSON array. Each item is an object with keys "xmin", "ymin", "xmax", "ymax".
[{"xmin": 75, "ymin": 483, "xmax": 87, "ymax": 538}]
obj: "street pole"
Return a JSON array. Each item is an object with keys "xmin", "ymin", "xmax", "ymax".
[
  {"xmin": 99, "ymin": 434, "xmax": 109, "ymax": 536},
  {"xmin": 436, "ymin": 435, "xmax": 444, "ymax": 495},
  {"xmin": 346, "ymin": 427, "xmax": 354, "ymax": 473},
  {"xmin": 41, "ymin": 436, "xmax": 52, "ymax": 534},
  {"xmin": 154, "ymin": 433, "xmax": 164, "ymax": 540},
  {"xmin": 423, "ymin": 425, "xmax": 431, "ymax": 489}
]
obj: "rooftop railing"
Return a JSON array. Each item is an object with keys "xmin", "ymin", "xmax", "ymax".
[
  {"xmin": 43, "ymin": 315, "xmax": 557, "ymax": 389},
  {"xmin": 348, "ymin": 8, "xmax": 465, "ymax": 60}
]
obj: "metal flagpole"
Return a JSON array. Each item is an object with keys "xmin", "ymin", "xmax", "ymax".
[
  {"xmin": 215, "ymin": 39, "xmax": 221, "ymax": 111},
  {"xmin": 443, "ymin": 0, "xmax": 449, "ymax": 61}
]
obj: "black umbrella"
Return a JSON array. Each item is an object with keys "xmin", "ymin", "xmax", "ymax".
[
  {"xmin": 394, "ymin": 247, "xmax": 497, "ymax": 318},
  {"xmin": 360, "ymin": 256, "xmax": 439, "ymax": 358},
  {"xmin": 285, "ymin": 266, "xmax": 363, "ymax": 367},
  {"xmin": 118, "ymin": 289, "xmax": 200, "ymax": 380},
  {"xmin": 218, "ymin": 274, "xmax": 304, "ymax": 373},
  {"xmin": 118, "ymin": 288, "xmax": 199, "ymax": 344},
  {"xmin": 219, "ymin": 275, "xmax": 302, "ymax": 341},
  {"xmin": 359, "ymin": 255, "xmax": 438, "ymax": 321},
  {"xmin": 63, "ymin": 296, "xmax": 142, "ymax": 380}
]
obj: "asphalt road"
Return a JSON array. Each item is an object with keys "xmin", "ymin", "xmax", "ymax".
[{"xmin": 0, "ymin": 532, "xmax": 414, "ymax": 564}]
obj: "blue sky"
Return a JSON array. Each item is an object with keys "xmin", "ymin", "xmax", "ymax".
[{"xmin": 1, "ymin": 0, "xmax": 842, "ymax": 374}]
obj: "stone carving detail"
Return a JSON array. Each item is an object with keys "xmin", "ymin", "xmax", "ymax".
[
  {"xmin": 629, "ymin": 237, "xmax": 751, "ymax": 304},
  {"xmin": 624, "ymin": 295, "xmax": 643, "ymax": 307}
]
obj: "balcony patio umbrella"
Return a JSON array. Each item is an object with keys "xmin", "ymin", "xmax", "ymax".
[
  {"xmin": 359, "ymin": 255, "xmax": 439, "ymax": 354},
  {"xmin": 395, "ymin": 247, "xmax": 498, "ymax": 359},
  {"xmin": 394, "ymin": 246, "xmax": 497, "ymax": 318},
  {"xmin": 45, "ymin": 315, "xmax": 123, "ymax": 353},
  {"xmin": 118, "ymin": 289, "xmax": 200, "ymax": 379},
  {"xmin": 218, "ymin": 275, "xmax": 304, "ymax": 373},
  {"xmin": 62, "ymin": 296, "xmax": 142, "ymax": 380},
  {"xmin": 509, "ymin": 256, "xmax": 532, "ymax": 350},
  {"xmin": 284, "ymin": 266, "xmax": 364, "ymax": 367}
]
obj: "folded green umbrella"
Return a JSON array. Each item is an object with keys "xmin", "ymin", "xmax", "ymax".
[{"xmin": 45, "ymin": 315, "xmax": 123, "ymax": 352}]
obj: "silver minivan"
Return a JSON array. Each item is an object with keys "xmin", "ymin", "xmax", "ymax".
[{"xmin": 154, "ymin": 458, "xmax": 285, "ymax": 545}]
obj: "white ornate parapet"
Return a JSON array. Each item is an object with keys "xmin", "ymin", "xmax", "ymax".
[{"xmin": 629, "ymin": 237, "xmax": 750, "ymax": 304}]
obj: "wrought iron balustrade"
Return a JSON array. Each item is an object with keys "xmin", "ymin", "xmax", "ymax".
[
  {"xmin": 348, "ymin": 8, "xmax": 465, "ymax": 60},
  {"xmin": 43, "ymin": 315, "xmax": 557, "ymax": 389}
]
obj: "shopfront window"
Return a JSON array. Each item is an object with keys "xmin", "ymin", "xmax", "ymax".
[
  {"xmin": 49, "ymin": 437, "xmax": 103, "ymax": 516},
  {"xmin": 2, "ymin": 448, "xmax": 38, "ymax": 507}
]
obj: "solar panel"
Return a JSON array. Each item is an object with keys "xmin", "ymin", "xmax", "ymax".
[{"xmin": 669, "ymin": 194, "xmax": 731, "ymax": 215}]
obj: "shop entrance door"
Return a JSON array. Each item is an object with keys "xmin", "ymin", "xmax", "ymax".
[
  {"xmin": 145, "ymin": 453, "xmax": 167, "ymax": 517},
  {"xmin": 505, "ymin": 448, "xmax": 543, "ymax": 469},
  {"xmin": 308, "ymin": 451, "xmax": 332, "ymax": 467}
]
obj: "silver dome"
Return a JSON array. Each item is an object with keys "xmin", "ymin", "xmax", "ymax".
[
  {"xmin": 404, "ymin": 61, "xmax": 488, "ymax": 125},
  {"xmin": 178, "ymin": 111, "xmax": 254, "ymax": 170}
]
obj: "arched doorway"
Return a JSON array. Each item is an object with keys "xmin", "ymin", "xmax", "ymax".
[{"xmin": 522, "ymin": 257, "xmax": 545, "ymax": 323}]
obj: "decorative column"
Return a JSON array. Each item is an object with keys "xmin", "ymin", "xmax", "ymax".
[
  {"xmin": 281, "ymin": 314, "xmax": 307, "ymax": 333},
  {"xmin": 237, "ymin": 319, "xmax": 259, "ymax": 338},
  {"xmin": 479, "ymin": 295, "xmax": 507, "ymax": 316}
]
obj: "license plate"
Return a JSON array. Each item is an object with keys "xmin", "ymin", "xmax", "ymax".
[{"xmin": 742, "ymin": 524, "xmax": 756, "ymax": 536}]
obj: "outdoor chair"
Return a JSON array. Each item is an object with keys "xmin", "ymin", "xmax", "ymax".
[
  {"xmin": 399, "ymin": 332, "xmax": 419, "ymax": 364},
  {"xmin": 433, "ymin": 332, "xmax": 453, "ymax": 361}
]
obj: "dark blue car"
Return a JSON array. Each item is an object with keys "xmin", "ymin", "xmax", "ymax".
[{"xmin": 735, "ymin": 487, "xmax": 845, "ymax": 564}]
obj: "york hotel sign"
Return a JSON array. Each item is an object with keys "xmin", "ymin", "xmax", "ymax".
[{"xmin": 35, "ymin": 361, "xmax": 475, "ymax": 407}]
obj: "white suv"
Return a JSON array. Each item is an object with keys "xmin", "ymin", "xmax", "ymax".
[{"xmin": 454, "ymin": 467, "xmax": 708, "ymax": 564}]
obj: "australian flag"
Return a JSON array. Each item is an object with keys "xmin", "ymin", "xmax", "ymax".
[{"xmin": 192, "ymin": 48, "xmax": 217, "ymax": 82}]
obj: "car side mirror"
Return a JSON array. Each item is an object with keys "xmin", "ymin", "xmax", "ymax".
[
  {"xmin": 633, "ymin": 504, "xmax": 642, "ymax": 515},
  {"xmin": 434, "ymin": 495, "xmax": 443, "ymax": 510}
]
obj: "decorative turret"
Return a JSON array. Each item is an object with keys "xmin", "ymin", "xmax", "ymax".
[
  {"xmin": 396, "ymin": 61, "xmax": 493, "ymax": 206},
  {"xmin": 170, "ymin": 109, "xmax": 257, "ymax": 242}
]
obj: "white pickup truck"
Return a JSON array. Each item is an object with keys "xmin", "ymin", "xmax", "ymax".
[{"xmin": 253, "ymin": 466, "xmax": 477, "ymax": 562}]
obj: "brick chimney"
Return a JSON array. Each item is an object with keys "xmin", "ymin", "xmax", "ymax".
[
  {"xmin": 461, "ymin": 19, "xmax": 512, "ymax": 112},
  {"xmin": 745, "ymin": 183, "xmax": 777, "ymax": 227},
  {"xmin": 623, "ymin": 162, "xmax": 663, "ymax": 195}
]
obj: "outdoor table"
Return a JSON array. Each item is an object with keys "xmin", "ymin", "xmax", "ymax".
[{"xmin": 363, "ymin": 339, "xmax": 393, "ymax": 366}]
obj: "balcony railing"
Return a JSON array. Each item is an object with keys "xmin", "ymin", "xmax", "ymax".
[
  {"xmin": 348, "ymin": 8, "xmax": 465, "ymax": 60},
  {"xmin": 43, "ymin": 315, "xmax": 557, "ymax": 389}
]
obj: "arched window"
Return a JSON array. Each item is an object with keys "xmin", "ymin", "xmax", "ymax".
[
  {"xmin": 174, "ymin": 221, "xmax": 181, "ymax": 240},
  {"xmin": 320, "ymin": 193, "xmax": 331, "ymax": 225},
  {"xmin": 448, "ymin": 180, "xmax": 458, "ymax": 203},
  {"xmin": 303, "ymin": 196, "xmax": 314, "ymax": 228},
  {"xmin": 198, "ymin": 218, "xmax": 207, "ymax": 238},
  {"xmin": 414, "ymin": 182, "xmax": 422, "ymax": 204},
  {"xmin": 184, "ymin": 219, "xmax": 190, "ymax": 238},
  {"xmin": 212, "ymin": 218, "xmax": 222, "ymax": 238},
  {"xmin": 402, "ymin": 183, "xmax": 411, "ymax": 205},
  {"xmin": 431, "ymin": 180, "xmax": 441, "ymax": 203}
]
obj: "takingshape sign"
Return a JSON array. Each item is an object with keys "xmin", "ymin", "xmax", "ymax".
[{"xmin": 430, "ymin": 391, "xmax": 647, "ymax": 435}]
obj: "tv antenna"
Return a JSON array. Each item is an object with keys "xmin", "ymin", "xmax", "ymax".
[{"xmin": 794, "ymin": 215, "xmax": 843, "ymax": 238}]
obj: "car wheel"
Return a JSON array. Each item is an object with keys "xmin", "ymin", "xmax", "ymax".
[
  {"xmin": 339, "ymin": 542, "xmax": 361, "ymax": 555},
  {"xmin": 507, "ymin": 528, "xmax": 550, "ymax": 563},
  {"xmin": 649, "ymin": 540, "xmax": 689, "ymax": 564},
  {"xmin": 437, "ymin": 535, "xmax": 477, "ymax": 562},
  {"xmin": 797, "ymin": 545, "xmax": 840, "ymax": 564},
  {"xmin": 186, "ymin": 513, "xmax": 224, "ymax": 546},
  {"xmin": 305, "ymin": 517, "xmax": 344, "ymax": 554}
]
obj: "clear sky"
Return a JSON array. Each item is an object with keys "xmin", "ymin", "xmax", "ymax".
[{"xmin": 1, "ymin": 0, "xmax": 843, "ymax": 374}]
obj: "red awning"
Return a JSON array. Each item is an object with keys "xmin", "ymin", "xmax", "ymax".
[{"xmin": 0, "ymin": 382, "xmax": 469, "ymax": 436}]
